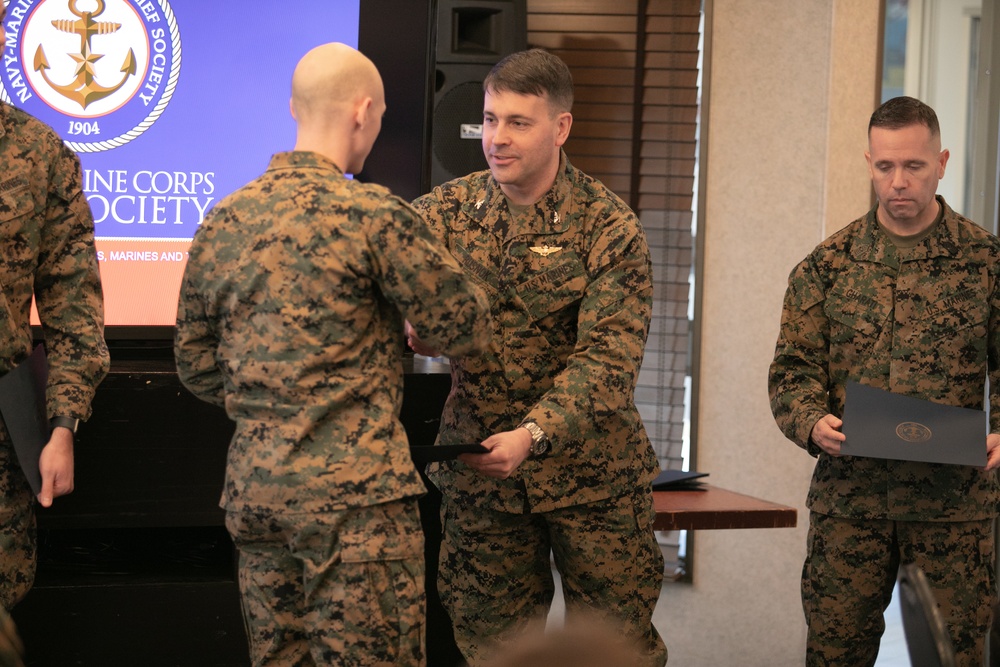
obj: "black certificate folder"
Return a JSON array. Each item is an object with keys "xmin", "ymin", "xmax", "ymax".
[
  {"xmin": 0, "ymin": 345, "xmax": 48, "ymax": 495},
  {"xmin": 409, "ymin": 444, "xmax": 489, "ymax": 464},
  {"xmin": 842, "ymin": 381, "xmax": 987, "ymax": 467}
]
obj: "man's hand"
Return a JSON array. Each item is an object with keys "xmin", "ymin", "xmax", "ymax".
[
  {"xmin": 37, "ymin": 427, "xmax": 75, "ymax": 507},
  {"xmin": 985, "ymin": 433, "xmax": 1000, "ymax": 471},
  {"xmin": 810, "ymin": 414, "xmax": 845, "ymax": 456},
  {"xmin": 457, "ymin": 428, "xmax": 533, "ymax": 479},
  {"xmin": 404, "ymin": 321, "xmax": 440, "ymax": 357}
]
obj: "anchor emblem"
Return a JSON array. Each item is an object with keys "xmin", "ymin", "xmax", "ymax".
[{"xmin": 33, "ymin": 0, "xmax": 137, "ymax": 110}]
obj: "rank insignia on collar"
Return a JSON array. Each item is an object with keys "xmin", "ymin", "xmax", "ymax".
[
  {"xmin": 529, "ymin": 244, "xmax": 563, "ymax": 257},
  {"xmin": 475, "ymin": 198, "xmax": 485, "ymax": 210}
]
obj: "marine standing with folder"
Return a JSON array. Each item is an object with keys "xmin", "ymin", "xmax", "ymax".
[
  {"xmin": 769, "ymin": 96, "xmax": 1000, "ymax": 666},
  {"xmin": 0, "ymin": 4, "xmax": 109, "ymax": 612}
]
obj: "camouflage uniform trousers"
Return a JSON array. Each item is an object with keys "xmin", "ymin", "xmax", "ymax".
[
  {"xmin": 0, "ymin": 438, "xmax": 34, "ymax": 611},
  {"xmin": 225, "ymin": 497, "xmax": 426, "ymax": 667},
  {"xmin": 803, "ymin": 511, "xmax": 996, "ymax": 666},
  {"xmin": 438, "ymin": 488, "xmax": 667, "ymax": 667}
]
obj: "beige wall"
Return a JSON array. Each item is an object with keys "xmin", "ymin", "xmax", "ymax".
[{"xmin": 654, "ymin": 1, "xmax": 881, "ymax": 664}]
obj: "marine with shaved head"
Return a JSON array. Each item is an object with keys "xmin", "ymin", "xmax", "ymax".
[{"xmin": 174, "ymin": 43, "xmax": 490, "ymax": 666}]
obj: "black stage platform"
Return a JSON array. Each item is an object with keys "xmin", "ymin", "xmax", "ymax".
[{"xmin": 12, "ymin": 351, "xmax": 464, "ymax": 667}]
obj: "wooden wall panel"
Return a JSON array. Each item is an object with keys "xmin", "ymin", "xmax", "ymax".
[
  {"xmin": 529, "ymin": 32, "xmax": 638, "ymax": 51},
  {"xmin": 574, "ymin": 86, "xmax": 637, "ymax": 104},
  {"xmin": 573, "ymin": 103, "xmax": 635, "ymax": 123},
  {"xmin": 528, "ymin": 14, "xmax": 639, "ymax": 32},
  {"xmin": 529, "ymin": 0, "xmax": 638, "ymax": 14}
]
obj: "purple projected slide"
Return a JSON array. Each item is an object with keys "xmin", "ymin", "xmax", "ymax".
[{"xmin": 1, "ymin": 0, "xmax": 360, "ymax": 325}]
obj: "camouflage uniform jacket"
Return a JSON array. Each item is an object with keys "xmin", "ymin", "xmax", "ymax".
[
  {"xmin": 0, "ymin": 101, "xmax": 108, "ymax": 426},
  {"xmin": 769, "ymin": 197, "xmax": 1000, "ymax": 521},
  {"xmin": 413, "ymin": 152, "xmax": 659, "ymax": 514},
  {"xmin": 174, "ymin": 151, "xmax": 490, "ymax": 514}
]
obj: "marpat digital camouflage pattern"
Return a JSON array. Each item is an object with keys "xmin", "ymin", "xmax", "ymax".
[
  {"xmin": 175, "ymin": 150, "xmax": 490, "ymax": 666},
  {"xmin": 175, "ymin": 151, "xmax": 490, "ymax": 515},
  {"xmin": 413, "ymin": 152, "xmax": 659, "ymax": 513},
  {"xmin": 769, "ymin": 198, "xmax": 1000, "ymax": 521},
  {"xmin": 0, "ymin": 101, "xmax": 108, "ymax": 609},
  {"xmin": 414, "ymin": 151, "xmax": 666, "ymax": 667},
  {"xmin": 802, "ymin": 511, "xmax": 994, "ymax": 666},
  {"xmin": 769, "ymin": 197, "xmax": 1000, "ymax": 665}
]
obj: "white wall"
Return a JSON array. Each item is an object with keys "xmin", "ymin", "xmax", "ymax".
[{"xmin": 653, "ymin": 1, "xmax": 882, "ymax": 664}]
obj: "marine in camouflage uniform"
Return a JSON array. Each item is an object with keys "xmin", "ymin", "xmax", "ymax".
[
  {"xmin": 0, "ymin": 96, "xmax": 109, "ymax": 611},
  {"xmin": 174, "ymin": 43, "xmax": 490, "ymax": 667},
  {"xmin": 411, "ymin": 49, "xmax": 666, "ymax": 667},
  {"xmin": 769, "ymin": 96, "xmax": 1000, "ymax": 666}
]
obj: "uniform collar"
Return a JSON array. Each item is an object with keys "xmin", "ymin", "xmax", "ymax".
[
  {"xmin": 267, "ymin": 151, "xmax": 345, "ymax": 177},
  {"xmin": 850, "ymin": 195, "xmax": 963, "ymax": 264},
  {"xmin": 461, "ymin": 150, "xmax": 575, "ymax": 237}
]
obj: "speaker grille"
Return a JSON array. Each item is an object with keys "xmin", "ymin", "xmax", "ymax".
[{"xmin": 432, "ymin": 81, "xmax": 488, "ymax": 179}]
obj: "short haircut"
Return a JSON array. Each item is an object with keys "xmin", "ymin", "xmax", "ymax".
[
  {"xmin": 869, "ymin": 96, "xmax": 940, "ymax": 138},
  {"xmin": 483, "ymin": 48, "xmax": 574, "ymax": 113}
]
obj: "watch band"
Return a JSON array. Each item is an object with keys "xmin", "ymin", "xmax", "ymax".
[
  {"xmin": 520, "ymin": 421, "xmax": 549, "ymax": 457},
  {"xmin": 50, "ymin": 416, "xmax": 80, "ymax": 434}
]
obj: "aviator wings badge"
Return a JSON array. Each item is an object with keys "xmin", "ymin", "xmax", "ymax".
[{"xmin": 529, "ymin": 244, "xmax": 563, "ymax": 257}]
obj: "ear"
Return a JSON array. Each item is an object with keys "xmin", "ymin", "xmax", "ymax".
[
  {"xmin": 289, "ymin": 97, "xmax": 297, "ymax": 122},
  {"xmin": 354, "ymin": 96, "xmax": 373, "ymax": 128},
  {"xmin": 864, "ymin": 150, "xmax": 874, "ymax": 177},
  {"xmin": 554, "ymin": 112, "xmax": 573, "ymax": 148},
  {"xmin": 937, "ymin": 148, "xmax": 950, "ymax": 178}
]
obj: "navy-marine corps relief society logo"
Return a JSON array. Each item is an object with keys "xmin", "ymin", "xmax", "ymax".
[{"xmin": 0, "ymin": 0, "xmax": 181, "ymax": 152}]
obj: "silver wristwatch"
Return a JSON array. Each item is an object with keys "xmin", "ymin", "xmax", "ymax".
[{"xmin": 520, "ymin": 421, "xmax": 549, "ymax": 457}]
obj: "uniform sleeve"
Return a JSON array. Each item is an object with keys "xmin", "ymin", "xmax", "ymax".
[
  {"xmin": 987, "ymin": 258, "xmax": 1000, "ymax": 434},
  {"xmin": 768, "ymin": 257, "xmax": 831, "ymax": 455},
  {"xmin": 174, "ymin": 235, "xmax": 226, "ymax": 408},
  {"xmin": 367, "ymin": 196, "xmax": 490, "ymax": 359},
  {"xmin": 524, "ymin": 209, "xmax": 652, "ymax": 449},
  {"xmin": 34, "ymin": 139, "xmax": 109, "ymax": 421},
  {"xmin": 412, "ymin": 188, "xmax": 459, "ymax": 247}
]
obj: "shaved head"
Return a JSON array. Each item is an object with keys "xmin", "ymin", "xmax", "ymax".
[
  {"xmin": 291, "ymin": 42, "xmax": 383, "ymax": 126},
  {"xmin": 289, "ymin": 43, "xmax": 386, "ymax": 174}
]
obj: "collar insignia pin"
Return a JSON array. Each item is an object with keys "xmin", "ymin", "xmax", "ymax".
[{"xmin": 475, "ymin": 198, "xmax": 485, "ymax": 210}]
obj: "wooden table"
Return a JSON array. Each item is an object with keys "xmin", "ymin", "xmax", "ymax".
[{"xmin": 653, "ymin": 484, "xmax": 798, "ymax": 531}]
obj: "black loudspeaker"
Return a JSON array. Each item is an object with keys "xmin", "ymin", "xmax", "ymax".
[
  {"xmin": 358, "ymin": 0, "xmax": 525, "ymax": 200},
  {"xmin": 358, "ymin": 0, "xmax": 436, "ymax": 202},
  {"xmin": 430, "ymin": 0, "xmax": 527, "ymax": 188}
]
